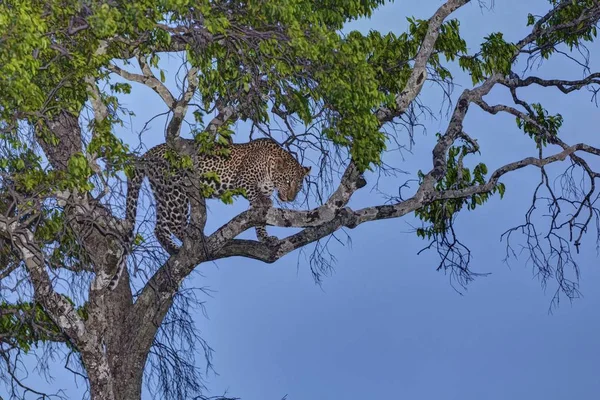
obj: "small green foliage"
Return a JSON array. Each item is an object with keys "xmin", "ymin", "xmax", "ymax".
[
  {"xmin": 480, "ymin": 33, "xmax": 517, "ymax": 75},
  {"xmin": 36, "ymin": 209, "xmax": 64, "ymax": 242},
  {"xmin": 202, "ymin": 171, "xmax": 220, "ymax": 184},
  {"xmin": 199, "ymin": 183, "xmax": 216, "ymax": 198},
  {"xmin": 516, "ymin": 103, "xmax": 563, "ymax": 148},
  {"xmin": 133, "ymin": 233, "xmax": 145, "ymax": 246},
  {"xmin": 415, "ymin": 142, "xmax": 506, "ymax": 240},
  {"xmin": 533, "ymin": 0, "xmax": 598, "ymax": 59},
  {"xmin": 194, "ymin": 129, "xmax": 233, "ymax": 157},
  {"xmin": 163, "ymin": 148, "xmax": 193, "ymax": 176},
  {"xmin": 124, "ymin": 164, "xmax": 136, "ymax": 179},
  {"xmin": 111, "ymin": 82, "xmax": 132, "ymax": 94},
  {"xmin": 0, "ymin": 300, "xmax": 87, "ymax": 353},
  {"xmin": 459, "ymin": 32, "xmax": 517, "ymax": 85},
  {"xmin": 219, "ymin": 188, "xmax": 247, "ymax": 205},
  {"xmin": 87, "ymin": 118, "xmax": 131, "ymax": 176},
  {"xmin": 66, "ymin": 153, "xmax": 94, "ymax": 191}
]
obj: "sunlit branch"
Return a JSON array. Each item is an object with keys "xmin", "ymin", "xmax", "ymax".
[{"xmin": 106, "ymin": 62, "xmax": 176, "ymax": 108}]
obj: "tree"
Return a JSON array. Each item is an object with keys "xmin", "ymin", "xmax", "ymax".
[{"xmin": 0, "ymin": 0, "xmax": 599, "ymax": 398}]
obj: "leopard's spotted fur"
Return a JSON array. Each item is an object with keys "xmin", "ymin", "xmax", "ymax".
[{"xmin": 109, "ymin": 138, "xmax": 310, "ymax": 289}]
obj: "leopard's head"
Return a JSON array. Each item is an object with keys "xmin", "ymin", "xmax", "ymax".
[{"xmin": 272, "ymin": 156, "xmax": 311, "ymax": 202}]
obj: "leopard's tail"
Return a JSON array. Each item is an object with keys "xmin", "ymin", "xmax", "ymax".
[{"xmin": 108, "ymin": 163, "xmax": 144, "ymax": 290}]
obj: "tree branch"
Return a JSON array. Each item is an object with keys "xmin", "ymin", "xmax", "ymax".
[
  {"xmin": 213, "ymin": 142, "xmax": 600, "ymax": 263},
  {"xmin": 130, "ymin": 0, "xmax": 475, "ymax": 346},
  {"xmin": 166, "ymin": 66, "xmax": 198, "ymax": 145},
  {"xmin": 0, "ymin": 217, "xmax": 86, "ymax": 344},
  {"xmin": 375, "ymin": 0, "xmax": 471, "ymax": 123},
  {"xmin": 516, "ymin": 1, "xmax": 600, "ymax": 52},
  {"xmin": 506, "ymin": 72, "xmax": 600, "ymax": 94},
  {"xmin": 106, "ymin": 62, "xmax": 176, "ymax": 108},
  {"xmin": 204, "ymin": 102, "xmax": 237, "ymax": 141}
]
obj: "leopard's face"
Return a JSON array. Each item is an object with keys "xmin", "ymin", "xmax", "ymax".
[{"xmin": 274, "ymin": 160, "xmax": 311, "ymax": 202}]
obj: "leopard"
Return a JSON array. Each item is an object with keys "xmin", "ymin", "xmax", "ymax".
[{"xmin": 108, "ymin": 138, "xmax": 310, "ymax": 289}]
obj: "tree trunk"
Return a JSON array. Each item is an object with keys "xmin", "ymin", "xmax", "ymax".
[
  {"xmin": 85, "ymin": 274, "xmax": 152, "ymax": 400},
  {"xmin": 37, "ymin": 109, "xmax": 149, "ymax": 399},
  {"xmin": 108, "ymin": 360, "xmax": 146, "ymax": 400},
  {"xmin": 86, "ymin": 361, "xmax": 145, "ymax": 400},
  {"xmin": 81, "ymin": 309, "xmax": 160, "ymax": 400},
  {"xmin": 83, "ymin": 306, "xmax": 151, "ymax": 400}
]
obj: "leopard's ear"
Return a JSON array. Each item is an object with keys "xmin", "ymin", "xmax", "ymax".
[
  {"xmin": 276, "ymin": 156, "xmax": 286, "ymax": 169},
  {"xmin": 303, "ymin": 166, "xmax": 311, "ymax": 175}
]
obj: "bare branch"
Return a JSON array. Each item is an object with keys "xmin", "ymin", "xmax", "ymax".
[
  {"xmin": 166, "ymin": 66, "xmax": 199, "ymax": 144},
  {"xmin": 506, "ymin": 72, "xmax": 600, "ymax": 94},
  {"xmin": 204, "ymin": 102, "xmax": 237, "ymax": 141},
  {"xmin": 106, "ymin": 62, "xmax": 176, "ymax": 108}
]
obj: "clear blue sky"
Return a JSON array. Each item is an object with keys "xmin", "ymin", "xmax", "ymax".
[
  {"xmin": 196, "ymin": 2, "xmax": 600, "ymax": 399},
  {"xmin": 4, "ymin": 1, "xmax": 600, "ymax": 399}
]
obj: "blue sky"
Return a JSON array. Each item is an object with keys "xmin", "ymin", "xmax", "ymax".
[
  {"xmin": 3, "ymin": 1, "xmax": 600, "ymax": 399},
  {"xmin": 194, "ymin": 2, "xmax": 600, "ymax": 399}
]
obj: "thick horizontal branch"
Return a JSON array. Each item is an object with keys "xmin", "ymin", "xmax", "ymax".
[
  {"xmin": 213, "ymin": 142, "xmax": 600, "ymax": 263},
  {"xmin": 205, "ymin": 162, "xmax": 367, "ymax": 250},
  {"xmin": 210, "ymin": 239, "xmax": 275, "ymax": 262},
  {"xmin": 166, "ymin": 141, "xmax": 600, "ymax": 268},
  {"xmin": 505, "ymin": 72, "xmax": 600, "ymax": 94}
]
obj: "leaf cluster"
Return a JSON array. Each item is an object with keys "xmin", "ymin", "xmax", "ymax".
[{"xmin": 415, "ymin": 142, "xmax": 505, "ymax": 240}]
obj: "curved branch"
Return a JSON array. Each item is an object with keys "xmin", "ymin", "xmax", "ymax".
[
  {"xmin": 375, "ymin": 0, "xmax": 471, "ymax": 124},
  {"xmin": 506, "ymin": 72, "xmax": 600, "ymax": 94},
  {"xmin": 0, "ymin": 217, "xmax": 86, "ymax": 343},
  {"xmin": 213, "ymin": 142, "xmax": 600, "ymax": 264},
  {"xmin": 106, "ymin": 62, "xmax": 176, "ymax": 108},
  {"xmin": 166, "ymin": 66, "xmax": 198, "ymax": 144}
]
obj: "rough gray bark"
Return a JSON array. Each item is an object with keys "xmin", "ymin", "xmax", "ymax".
[{"xmin": 1, "ymin": 0, "xmax": 599, "ymax": 399}]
